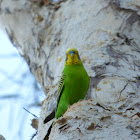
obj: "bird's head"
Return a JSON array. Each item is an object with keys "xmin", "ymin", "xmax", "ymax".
[{"xmin": 65, "ymin": 48, "xmax": 82, "ymax": 66}]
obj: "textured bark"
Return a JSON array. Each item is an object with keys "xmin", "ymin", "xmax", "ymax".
[
  {"xmin": 0, "ymin": 0, "xmax": 140, "ymax": 140},
  {"xmin": 0, "ymin": 135, "xmax": 6, "ymax": 140}
]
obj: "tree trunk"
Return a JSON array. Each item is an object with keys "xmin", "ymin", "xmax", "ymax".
[{"xmin": 0, "ymin": 0, "xmax": 140, "ymax": 139}]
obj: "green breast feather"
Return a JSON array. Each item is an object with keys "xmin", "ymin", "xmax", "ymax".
[{"xmin": 55, "ymin": 64, "xmax": 90, "ymax": 118}]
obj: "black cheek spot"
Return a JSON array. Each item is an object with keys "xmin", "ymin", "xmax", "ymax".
[
  {"xmin": 78, "ymin": 55, "xmax": 80, "ymax": 60},
  {"xmin": 65, "ymin": 57, "xmax": 68, "ymax": 61}
]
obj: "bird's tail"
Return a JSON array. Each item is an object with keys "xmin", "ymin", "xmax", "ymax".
[
  {"xmin": 44, "ymin": 109, "xmax": 55, "ymax": 124},
  {"xmin": 43, "ymin": 123, "xmax": 53, "ymax": 140},
  {"xmin": 43, "ymin": 109, "xmax": 56, "ymax": 140}
]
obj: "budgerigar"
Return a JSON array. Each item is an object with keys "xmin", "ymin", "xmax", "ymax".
[{"xmin": 43, "ymin": 47, "xmax": 90, "ymax": 140}]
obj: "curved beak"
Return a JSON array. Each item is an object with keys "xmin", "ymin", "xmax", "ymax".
[
  {"xmin": 70, "ymin": 53, "xmax": 74, "ymax": 57},
  {"xmin": 69, "ymin": 51, "xmax": 75, "ymax": 58}
]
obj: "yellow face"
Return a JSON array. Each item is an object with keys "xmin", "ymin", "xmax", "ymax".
[{"xmin": 65, "ymin": 48, "xmax": 82, "ymax": 66}]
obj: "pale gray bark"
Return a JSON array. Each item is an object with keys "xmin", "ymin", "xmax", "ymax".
[
  {"xmin": 0, "ymin": 135, "xmax": 6, "ymax": 140},
  {"xmin": 0, "ymin": 0, "xmax": 140, "ymax": 140}
]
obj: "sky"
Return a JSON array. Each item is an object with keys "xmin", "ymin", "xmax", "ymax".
[{"xmin": 0, "ymin": 30, "xmax": 45, "ymax": 140}]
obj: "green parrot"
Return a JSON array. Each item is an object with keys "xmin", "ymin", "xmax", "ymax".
[{"xmin": 43, "ymin": 47, "xmax": 90, "ymax": 140}]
